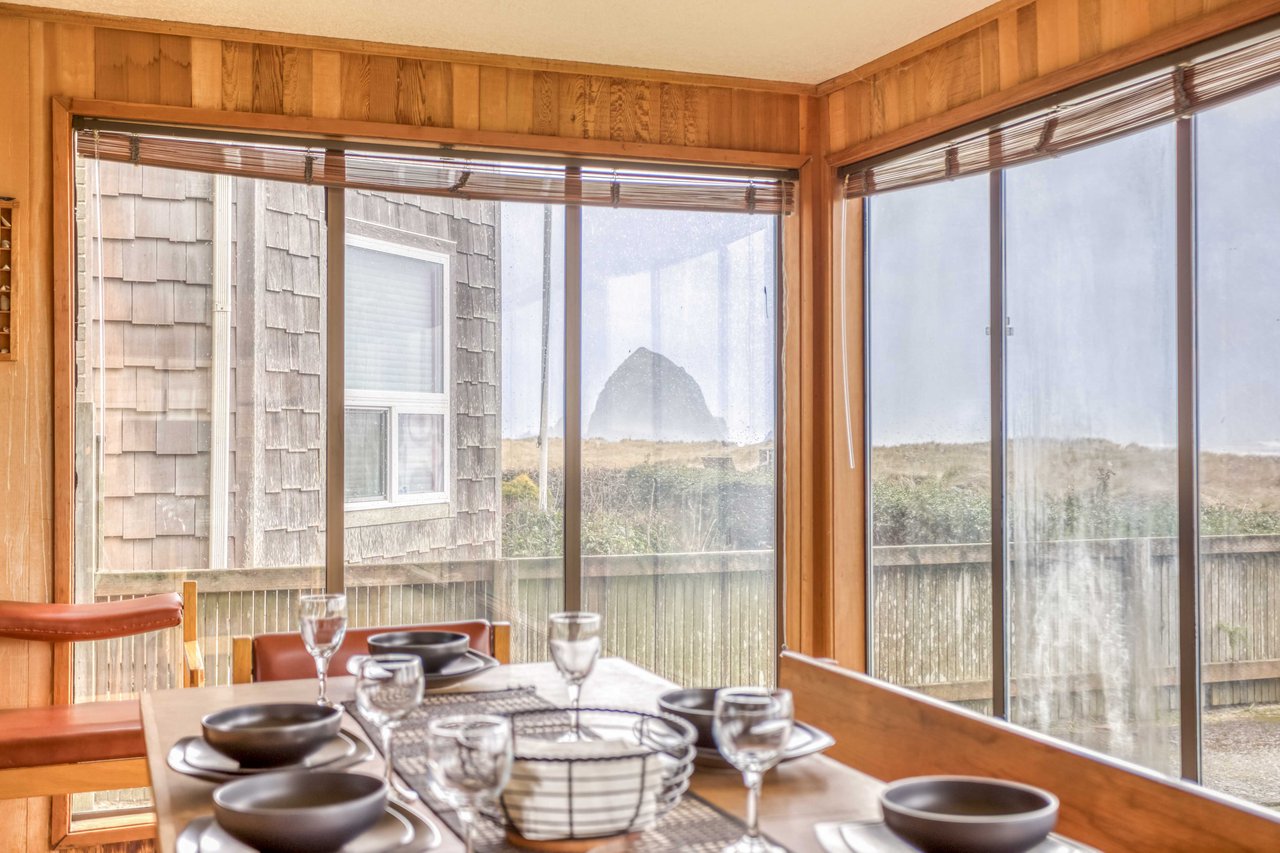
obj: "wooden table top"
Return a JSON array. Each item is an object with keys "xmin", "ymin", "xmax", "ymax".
[{"xmin": 141, "ymin": 657, "xmax": 884, "ymax": 851}]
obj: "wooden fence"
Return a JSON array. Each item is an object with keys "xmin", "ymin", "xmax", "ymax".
[
  {"xmin": 871, "ymin": 534, "xmax": 1280, "ymax": 713},
  {"xmin": 78, "ymin": 550, "xmax": 778, "ymax": 703}
]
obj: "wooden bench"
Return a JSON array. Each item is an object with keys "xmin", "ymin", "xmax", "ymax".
[
  {"xmin": 780, "ymin": 651, "xmax": 1280, "ymax": 852},
  {"xmin": 0, "ymin": 582, "xmax": 203, "ymax": 800}
]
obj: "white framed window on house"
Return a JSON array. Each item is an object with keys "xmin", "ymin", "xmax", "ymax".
[{"xmin": 344, "ymin": 234, "xmax": 450, "ymax": 508}]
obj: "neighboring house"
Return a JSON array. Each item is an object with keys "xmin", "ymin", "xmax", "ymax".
[{"xmin": 73, "ymin": 161, "xmax": 502, "ymax": 597}]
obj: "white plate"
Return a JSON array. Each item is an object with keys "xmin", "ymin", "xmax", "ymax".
[
  {"xmin": 346, "ymin": 649, "xmax": 499, "ymax": 686},
  {"xmin": 694, "ymin": 721, "xmax": 835, "ymax": 770},
  {"xmin": 167, "ymin": 730, "xmax": 373, "ymax": 783},
  {"xmin": 814, "ymin": 819, "xmax": 1099, "ymax": 853},
  {"xmin": 177, "ymin": 801, "xmax": 441, "ymax": 853}
]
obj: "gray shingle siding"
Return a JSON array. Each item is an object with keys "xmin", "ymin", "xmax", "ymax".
[{"xmin": 76, "ymin": 163, "xmax": 503, "ymax": 585}]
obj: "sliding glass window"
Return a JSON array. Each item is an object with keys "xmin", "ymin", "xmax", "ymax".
[
  {"xmin": 865, "ymin": 176, "xmax": 992, "ymax": 712},
  {"xmin": 71, "ymin": 132, "xmax": 786, "ymax": 824},
  {"xmin": 855, "ymin": 24, "xmax": 1280, "ymax": 808}
]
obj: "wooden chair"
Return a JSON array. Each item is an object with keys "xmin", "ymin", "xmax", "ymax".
[
  {"xmin": 231, "ymin": 618, "xmax": 512, "ymax": 683},
  {"xmin": 0, "ymin": 581, "xmax": 204, "ymax": 800},
  {"xmin": 779, "ymin": 651, "xmax": 1280, "ymax": 852}
]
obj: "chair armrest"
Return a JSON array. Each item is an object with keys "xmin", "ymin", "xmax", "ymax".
[{"xmin": 0, "ymin": 594, "xmax": 182, "ymax": 643}]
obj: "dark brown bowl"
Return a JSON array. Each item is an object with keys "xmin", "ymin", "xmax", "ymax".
[
  {"xmin": 201, "ymin": 703, "xmax": 341, "ymax": 768},
  {"xmin": 367, "ymin": 630, "xmax": 470, "ymax": 674},
  {"xmin": 880, "ymin": 776, "xmax": 1059, "ymax": 853},
  {"xmin": 213, "ymin": 771, "xmax": 388, "ymax": 853},
  {"xmin": 657, "ymin": 688, "xmax": 718, "ymax": 749}
]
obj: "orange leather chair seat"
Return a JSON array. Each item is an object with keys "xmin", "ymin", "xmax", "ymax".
[
  {"xmin": 0, "ymin": 700, "xmax": 144, "ymax": 770},
  {"xmin": 253, "ymin": 620, "xmax": 493, "ymax": 682}
]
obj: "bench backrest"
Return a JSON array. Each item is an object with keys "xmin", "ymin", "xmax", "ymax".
[{"xmin": 780, "ymin": 651, "xmax": 1280, "ymax": 852}]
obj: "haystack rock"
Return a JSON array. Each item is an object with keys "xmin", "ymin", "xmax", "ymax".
[{"xmin": 588, "ymin": 347, "xmax": 726, "ymax": 442}]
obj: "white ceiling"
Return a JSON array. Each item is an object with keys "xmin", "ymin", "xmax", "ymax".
[{"xmin": 17, "ymin": 0, "xmax": 993, "ymax": 85}]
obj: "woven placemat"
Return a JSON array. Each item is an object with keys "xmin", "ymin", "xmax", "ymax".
[{"xmin": 344, "ymin": 688, "xmax": 791, "ymax": 852}]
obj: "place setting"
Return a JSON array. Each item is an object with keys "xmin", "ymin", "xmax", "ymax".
[
  {"xmin": 813, "ymin": 776, "xmax": 1099, "ymax": 853},
  {"xmin": 171, "ymin": 593, "xmax": 446, "ymax": 852},
  {"xmin": 162, "ymin": 593, "xmax": 860, "ymax": 853},
  {"xmin": 341, "ymin": 610, "xmax": 818, "ymax": 853}
]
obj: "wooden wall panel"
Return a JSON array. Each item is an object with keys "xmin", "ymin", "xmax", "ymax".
[
  {"xmin": 0, "ymin": 5, "xmax": 813, "ymax": 850},
  {"xmin": 824, "ymin": 0, "xmax": 1280, "ymax": 163}
]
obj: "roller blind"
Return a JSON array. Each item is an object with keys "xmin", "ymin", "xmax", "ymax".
[
  {"xmin": 842, "ymin": 25, "xmax": 1280, "ymax": 198},
  {"xmin": 74, "ymin": 129, "xmax": 794, "ymax": 215},
  {"xmin": 345, "ymin": 244, "xmax": 444, "ymax": 395}
]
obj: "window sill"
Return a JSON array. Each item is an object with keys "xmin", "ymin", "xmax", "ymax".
[{"xmin": 343, "ymin": 500, "xmax": 451, "ymax": 528}]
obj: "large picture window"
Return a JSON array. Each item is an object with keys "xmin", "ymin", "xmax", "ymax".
[
  {"xmin": 856, "ymin": 28, "xmax": 1280, "ymax": 809},
  {"xmin": 69, "ymin": 129, "xmax": 786, "ymax": 824}
]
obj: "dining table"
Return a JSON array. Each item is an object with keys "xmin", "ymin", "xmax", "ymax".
[{"xmin": 141, "ymin": 656, "xmax": 885, "ymax": 852}]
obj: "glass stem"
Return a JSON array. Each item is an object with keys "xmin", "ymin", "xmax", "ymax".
[
  {"xmin": 744, "ymin": 770, "xmax": 762, "ymax": 840},
  {"xmin": 460, "ymin": 809, "xmax": 474, "ymax": 853},
  {"xmin": 381, "ymin": 725, "xmax": 396, "ymax": 790},
  {"xmin": 315, "ymin": 655, "xmax": 329, "ymax": 705},
  {"xmin": 568, "ymin": 682, "xmax": 582, "ymax": 737}
]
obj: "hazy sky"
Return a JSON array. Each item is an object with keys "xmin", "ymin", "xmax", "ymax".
[
  {"xmin": 868, "ymin": 83, "xmax": 1280, "ymax": 455},
  {"xmin": 500, "ymin": 205, "xmax": 777, "ymax": 443}
]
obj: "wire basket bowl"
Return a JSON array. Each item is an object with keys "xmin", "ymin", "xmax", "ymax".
[{"xmin": 484, "ymin": 707, "xmax": 697, "ymax": 844}]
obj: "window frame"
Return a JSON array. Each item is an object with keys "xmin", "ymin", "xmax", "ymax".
[
  {"xmin": 342, "ymin": 233, "xmax": 452, "ymax": 510},
  {"xmin": 857, "ymin": 116, "xmax": 1204, "ymax": 777}
]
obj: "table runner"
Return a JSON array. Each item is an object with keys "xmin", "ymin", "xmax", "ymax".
[{"xmin": 344, "ymin": 688, "xmax": 791, "ymax": 852}]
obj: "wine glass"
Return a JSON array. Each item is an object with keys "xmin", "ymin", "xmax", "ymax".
[
  {"xmin": 712, "ymin": 688, "xmax": 794, "ymax": 853},
  {"xmin": 297, "ymin": 593, "xmax": 348, "ymax": 707},
  {"xmin": 548, "ymin": 611, "xmax": 602, "ymax": 738},
  {"xmin": 356, "ymin": 655, "xmax": 426, "ymax": 803},
  {"xmin": 425, "ymin": 714, "xmax": 514, "ymax": 853}
]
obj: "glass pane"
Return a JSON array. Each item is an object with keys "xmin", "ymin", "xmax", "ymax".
[
  {"xmin": 1197, "ymin": 82, "xmax": 1280, "ymax": 808},
  {"xmin": 1005, "ymin": 125, "xmax": 1179, "ymax": 775},
  {"xmin": 346, "ymin": 408, "xmax": 388, "ymax": 501},
  {"xmin": 344, "ymin": 191, "xmax": 565, "ymax": 662},
  {"xmin": 581, "ymin": 207, "xmax": 777, "ymax": 687},
  {"xmin": 73, "ymin": 162, "xmax": 327, "ymax": 821},
  {"xmin": 346, "ymin": 243, "xmax": 444, "ymax": 394},
  {"xmin": 398, "ymin": 412, "xmax": 444, "ymax": 495},
  {"xmin": 865, "ymin": 175, "xmax": 993, "ymax": 712}
]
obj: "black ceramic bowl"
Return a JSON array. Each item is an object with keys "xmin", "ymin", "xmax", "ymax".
[
  {"xmin": 657, "ymin": 687, "xmax": 718, "ymax": 749},
  {"xmin": 367, "ymin": 630, "xmax": 470, "ymax": 673},
  {"xmin": 213, "ymin": 771, "xmax": 388, "ymax": 853},
  {"xmin": 201, "ymin": 703, "xmax": 342, "ymax": 768},
  {"xmin": 880, "ymin": 776, "xmax": 1059, "ymax": 853}
]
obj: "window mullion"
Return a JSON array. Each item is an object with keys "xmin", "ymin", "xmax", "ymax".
[
  {"xmin": 325, "ymin": 181, "xmax": 346, "ymax": 594},
  {"xmin": 388, "ymin": 404, "xmax": 399, "ymax": 504},
  {"xmin": 564, "ymin": 170, "xmax": 583, "ymax": 611},
  {"xmin": 989, "ymin": 168, "xmax": 1011, "ymax": 720},
  {"xmin": 1176, "ymin": 115, "xmax": 1203, "ymax": 783}
]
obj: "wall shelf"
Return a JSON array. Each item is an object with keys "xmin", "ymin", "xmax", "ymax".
[{"xmin": 0, "ymin": 198, "xmax": 14, "ymax": 361}]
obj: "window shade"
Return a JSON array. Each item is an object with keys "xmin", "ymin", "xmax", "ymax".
[
  {"xmin": 842, "ymin": 26, "xmax": 1280, "ymax": 198},
  {"xmin": 74, "ymin": 129, "xmax": 794, "ymax": 215},
  {"xmin": 345, "ymin": 245, "xmax": 443, "ymax": 395}
]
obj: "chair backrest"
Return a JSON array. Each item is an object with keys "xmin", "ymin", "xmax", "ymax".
[
  {"xmin": 780, "ymin": 651, "xmax": 1280, "ymax": 852},
  {"xmin": 248, "ymin": 620, "xmax": 496, "ymax": 682}
]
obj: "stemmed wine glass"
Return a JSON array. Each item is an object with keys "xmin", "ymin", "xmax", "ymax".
[
  {"xmin": 548, "ymin": 611, "xmax": 601, "ymax": 738},
  {"xmin": 712, "ymin": 688, "xmax": 794, "ymax": 853},
  {"xmin": 425, "ymin": 714, "xmax": 514, "ymax": 853},
  {"xmin": 356, "ymin": 655, "xmax": 426, "ymax": 804},
  {"xmin": 297, "ymin": 593, "xmax": 348, "ymax": 708}
]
